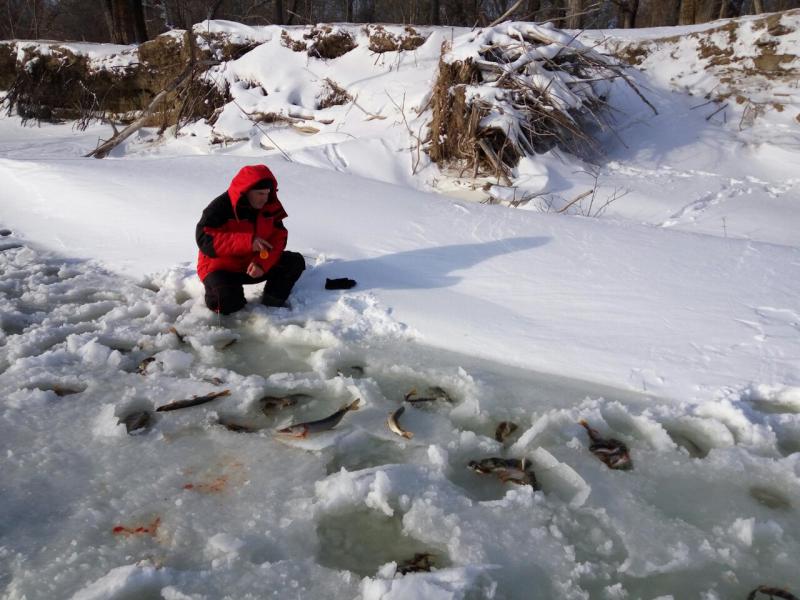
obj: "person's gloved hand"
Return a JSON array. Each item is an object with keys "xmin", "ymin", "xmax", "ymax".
[{"xmin": 325, "ymin": 277, "xmax": 357, "ymax": 290}]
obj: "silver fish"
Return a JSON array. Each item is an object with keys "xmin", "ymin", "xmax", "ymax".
[
  {"xmin": 495, "ymin": 421, "xmax": 518, "ymax": 443},
  {"xmin": 137, "ymin": 356, "xmax": 155, "ymax": 375},
  {"xmin": 387, "ymin": 405, "xmax": 413, "ymax": 439},
  {"xmin": 579, "ymin": 420, "xmax": 633, "ymax": 470},
  {"xmin": 156, "ymin": 390, "xmax": 230, "ymax": 412},
  {"xmin": 747, "ymin": 586, "xmax": 799, "ymax": 600},
  {"xmin": 404, "ymin": 386, "xmax": 452, "ymax": 404},
  {"xmin": 217, "ymin": 417, "xmax": 257, "ymax": 433},
  {"xmin": 397, "ymin": 552, "xmax": 436, "ymax": 574},
  {"xmin": 276, "ymin": 399, "xmax": 360, "ymax": 438},
  {"xmin": 260, "ymin": 393, "xmax": 310, "ymax": 414},
  {"xmin": 468, "ymin": 457, "xmax": 538, "ymax": 488},
  {"xmin": 118, "ymin": 411, "xmax": 151, "ymax": 434}
]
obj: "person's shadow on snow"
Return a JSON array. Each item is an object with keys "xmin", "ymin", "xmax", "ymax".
[{"xmin": 309, "ymin": 236, "xmax": 549, "ymax": 291}]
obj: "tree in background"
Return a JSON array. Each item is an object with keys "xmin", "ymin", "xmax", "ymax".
[
  {"xmin": 105, "ymin": 0, "xmax": 148, "ymax": 43},
  {"xmin": 1, "ymin": 0, "xmax": 798, "ymax": 42}
]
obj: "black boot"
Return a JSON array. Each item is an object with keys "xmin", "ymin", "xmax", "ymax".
[
  {"xmin": 203, "ymin": 271, "xmax": 248, "ymax": 315},
  {"xmin": 261, "ymin": 251, "xmax": 306, "ymax": 307}
]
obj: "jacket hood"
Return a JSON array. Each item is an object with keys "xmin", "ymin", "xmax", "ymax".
[{"xmin": 227, "ymin": 164, "xmax": 278, "ymax": 211}]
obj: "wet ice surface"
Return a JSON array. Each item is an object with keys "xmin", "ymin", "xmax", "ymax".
[{"xmin": 1, "ymin": 238, "xmax": 799, "ymax": 600}]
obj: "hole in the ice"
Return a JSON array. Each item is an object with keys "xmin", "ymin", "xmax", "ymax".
[
  {"xmin": 448, "ymin": 456, "xmax": 535, "ymax": 501},
  {"xmin": 90, "ymin": 584, "xmax": 163, "ymax": 600},
  {"xmin": 216, "ymin": 416, "xmax": 263, "ymax": 433},
  {"xmin": 102, "ymin": 339, "xmax": 138, "ymax": 354},
  {"xmin": 336, "ymin": 364, "xmax": 366, "ymax": 378},
  {"xmin": 138, "ymin": 280, "xmax": 161, "ymax": 294},
  {"xmin": 493, "ymin": 420, "xmax": 522, "ymax": 445},
  {"xmin": 451, "ymin": 416, "xmax": 517, "ymax": 443},
  {"xmin": 0, "ymin": 228, "xmax": 12, "ymax": 236},
  {"xmin": 325, "ymin": 437, "xmax": 410, "ymax": 475},
  {"xmin": 211, "ymin": 392, "xmax": 321, "ymax": 433},
  {"xmin": 777, "ymin": 436, "xmax": 800, "ymax": 457},
  {"xmin": 118, "ymin": 410, "xmax": 154, "ymax": 434},
  {"xmin": 259, "ymin": 392, "xmax": 313, "ymax": 417},
  {"xmin": 747, "ymin": 587, "xmax": 800, "ymax": 600},
  {"xmin": 0, "ymin": 314, "xmax": 31, "ymax": 336},
  {"xmin": 749, "ymin": 399, "xmax": 800, "ymax": 415},
  {"xmin": 213, "ymin": 399, "xmax": 291, "ymax": 433},
  {"xmin": 213, "ymin": 334, "xmax": 312, "ymax": 377},
  {"xmin": 0, "ymin": 242, "xmax": 23, "ymax": 252},
  {"xmin": 664, "ymin": 429, "xmax": 709, "ymax": 458},
  {"xmin": 316, "ymin": 509, "xmax": 446, "ymax": 577},
  {"xmin": 749, "ymin": 486, "xmax": 792, "ymax": 510},
  {"xmin": 369, "ymin": 376, "xmax": 461, "ymax": 408},
  {"xmin": 404, "ymin": 385, "xmax": 457, "ymax": 405},
  {"xmin": 119, "ymin": 352, "xmax": 154, "ymax": 374}
]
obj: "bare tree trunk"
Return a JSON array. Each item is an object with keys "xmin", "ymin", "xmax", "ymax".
[
  {"xmin": 526, "ymin": 0, "xmax": 541, "ymax": 21},
  {"xmin": 131, "ymin": 0, "xmax": 148, "ymax": 42},
  {"xmin": 207, "ymin": 0, "xmax": 225, "ymax": 20},
  {"xmin": 274, "ymin": 0, "xmax": 283, "ymax": 23},
  {"xmin": 707, "ymin": 0, "xmax": 721, "ymax": 19},
  {"xmin": 613, "ymin": 0, "xmax": 639, "ymax": 28},
  {"xmin": 628, "ymin": 0, "xmax": 639, "ymax": 27},
  {"xmin": 286, "ymin": 0, "xmax": 300, "ymax": 24},
  {"xmin": 547, "ymin": 0, "xmax": 567, "ymax": 27},
  {"xmin": 106, "ymin": 0, "xmax": 136, "ymax": 43},
  {"xmin": 345, "ymin": 0, "xmax": 353, "ymax": 21},
  {"xmin": 752, "ymin": 0, "xmax": 764, "ymax": 13},
  {"xmin": 431, "ymin": 0, "xmax": 441, "ymax": 24},
  {"xmin": 7, "ymin": 1, "xmax": 18, "ymax": 37},
  {"xmin": 488, "ymin": 0, "xmax": 525, "ymax": 25},
  {"xmin": 679, "ymin": 0, "xmax": 696, "ymax": 24},
  {"xmin": 566, "ymin": 0, "xmax": 582, "ymax": 28},
  {"xmin": 32, "ymin": 0, "xmax": 40, "ymax": 38}
]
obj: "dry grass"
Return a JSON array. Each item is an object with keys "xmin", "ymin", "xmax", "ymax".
[
  {"xmin": 427, "ymin": 57, "xmax": 483, "ymax": 166},
  {"xmin": 281, "ymin": 30, "xmax": 307, "ymax": 52},
  {"xmin": 305, "ymin": 25, "xmax": 357, "ymax": 60},
  {"xmin": 613, "ymin": 11, "xmax": 799, "ymax": 99},
  {"xmin": 195, "ymin": 31, "xmax": 259, "ymax": 61},
  {"xmin": 2, "ymin": 32, "xmax": 228, "ymax": 129},
  {"xmin": 366, "ymin": 25, "xmax": 428, "ymax": 53},
  {"xmin": 427, "ymin": 27, "xmax": 630, "ymax": 177},
  {"xmin": 316, "ymin": 78, "xmax": 352, "ymax": 109}
]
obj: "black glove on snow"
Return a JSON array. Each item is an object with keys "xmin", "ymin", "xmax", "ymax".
[{"xmin": 325, "ymin": 277, "xmax": 357, "ymax": 290}]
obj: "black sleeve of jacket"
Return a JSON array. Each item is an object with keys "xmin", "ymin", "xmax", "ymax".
[{"xmin": 195, "ymin": 194, "xmax": 234, "ymax": 258}]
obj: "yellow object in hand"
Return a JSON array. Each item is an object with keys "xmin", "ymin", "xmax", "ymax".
[{"xmin": 260, "ymin": 250, "xmax": 269, "ymax": 259}]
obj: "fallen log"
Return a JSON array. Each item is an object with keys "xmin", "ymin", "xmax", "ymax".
[{"xmin": 86, "ymin": 59, "xmax": 219, "ymax": 159}]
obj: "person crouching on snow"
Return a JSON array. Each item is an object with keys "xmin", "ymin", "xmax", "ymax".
[{"xmin": 196, "ymin": 164, "xmax": 305, "ymax": 314}]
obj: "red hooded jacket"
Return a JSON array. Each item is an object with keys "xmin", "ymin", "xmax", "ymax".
[{"xmin": 195, "ymin": 165, "xmax": 288, "ymax": 282}]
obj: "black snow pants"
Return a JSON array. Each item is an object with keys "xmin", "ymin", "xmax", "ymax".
[{"xmin": 203, "ymin": 251, "xmax": 305, "ymax": 315}]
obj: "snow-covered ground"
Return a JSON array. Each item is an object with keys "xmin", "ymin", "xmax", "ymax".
[{"xmin": 1, "ymin": 14, "xmax": 800, "ymax": 600}]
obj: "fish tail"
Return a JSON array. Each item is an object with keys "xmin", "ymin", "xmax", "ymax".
[
  {"xmin": 345, "ymin": 398, "xmax": 361, "ymax": 412},
  {"xmin": 579, "ymin": 419, "xmax": 597, "ymax": 439}
]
